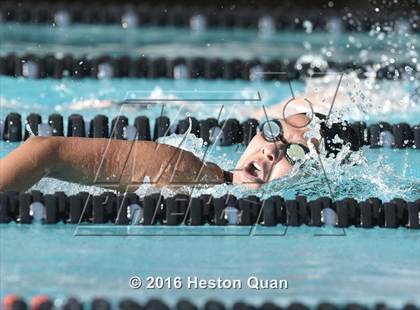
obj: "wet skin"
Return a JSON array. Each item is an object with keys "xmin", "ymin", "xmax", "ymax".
[{"xmin": 0, "ymin": 115, "xmax": 316, "ymax": 192}]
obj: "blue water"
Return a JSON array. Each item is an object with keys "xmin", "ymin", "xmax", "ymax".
[
  {"xmin": 1, "ymin": 76, "xmax": 419, "ymax": 201},
  {"xmin": 1, "ymin": 224, "xmax": 419, "ymax": 307},
  {"xmin": 1, "ymin": 76, "xmax": 419, "ymax": 306},
  {"xmin": 0, "ymin": 24, "xmax": 419, "ymax": 62},
  {"xmin": 1, "ymin": 23, "xmax": 420, "ymax": 306}
]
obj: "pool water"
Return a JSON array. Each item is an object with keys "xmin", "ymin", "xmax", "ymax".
[
  {"xmin": 1, "ymin": 75, "xmax": 419, "ymax": 305},
  {"xmin": 1, "ymin": 24, "xmax": 419, "ymax": 63},
  {"xmin": 1, "ymin": 224, "xmax": 419, "ymax": 307},
  {"xmin": 0, "ymin": 75, "xmax": 419, "ymax": 201},
  {"xmin": 0, "ymin": 23, "xmax": 419, "ymax": 306}
]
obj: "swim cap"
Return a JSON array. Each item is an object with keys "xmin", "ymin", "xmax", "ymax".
[{"xmin": 315, "ymin": 113, "xmax": 360, "ymax": 156}]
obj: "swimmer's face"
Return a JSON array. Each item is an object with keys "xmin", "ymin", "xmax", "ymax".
[{"xmin": 233, "ymin": 114, "xmax": 315, "ymax": 189}]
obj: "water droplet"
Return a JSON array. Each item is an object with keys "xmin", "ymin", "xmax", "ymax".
[
  {"xmin": 303, "ymin": 41, "xmax": 312, "ymax": 50},
  {"xmin": 303, "ymin": 20, "xmax": 313, "ymax": 33}
]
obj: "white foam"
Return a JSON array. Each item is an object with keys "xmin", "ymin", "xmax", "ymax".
[{"xmin": 302, "ymin": 73, "xmax": 418, "ymax": 120}]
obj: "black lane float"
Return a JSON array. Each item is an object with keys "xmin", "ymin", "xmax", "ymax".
[
  {"xmin": 0, "ymin": 190, "xmax": 418, "ymax": 229},
  {"xmin": 2, "ymin": 294, "xmax": 419, "ymax": 310},
  {"xmin": 0, "ymin": 1, "xmax": 417, "ymax": 33},
  {"xmin": 2, "ymin": 112, "xmax": 419, "ymax": 149},
  {"xmin": 0, "ymin": 53, "xmax": 417, "ymax": 80}
]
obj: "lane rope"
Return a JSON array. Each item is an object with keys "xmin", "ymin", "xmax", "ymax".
[
  {"xmin": 1, "ymin": 191, "xmax": 418, "ymax": 228},
  {"xmin": 2, "ymin": 112, "xmax": 419, "ymax": 149}
]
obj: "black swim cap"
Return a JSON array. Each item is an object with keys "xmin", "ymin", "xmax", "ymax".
[{"xmin": 315, "ymin": 113, "xmax": 360, "ymax": 156}]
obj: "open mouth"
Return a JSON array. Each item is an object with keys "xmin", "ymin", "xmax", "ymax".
[{"xmin": 243, "ymin": 161, "xmax": 264, "ymax": 182}]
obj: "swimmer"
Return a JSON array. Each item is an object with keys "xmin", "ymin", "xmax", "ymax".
[{"xmin": 0, "ymin": 98, "xmax": 358, "ymax": 192}]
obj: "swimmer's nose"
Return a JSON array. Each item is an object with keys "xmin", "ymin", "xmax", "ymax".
[{"xmin": 261, "ymin": 143, "xmax": 279, "ymax": 163}]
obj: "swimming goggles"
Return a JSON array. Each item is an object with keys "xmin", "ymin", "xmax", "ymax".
[{"xmin": 260, "ymin": 119, "xmax": 309, "ymax": 165}]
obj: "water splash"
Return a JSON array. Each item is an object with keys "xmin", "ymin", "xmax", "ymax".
[
  {"xmin": 302, "ymin": 72, "xmax": 419, "ymax": 122},
  {"xmin": 31, "ymin": 178, "xmax": 109, "ymax": 195},
  {"xmin": 145, "ymin": 130, "xmax": 418, "ymax": 201},
  {"xmin": 23, "ymin": 115, "xmax": 418, "ymax": 201},
  {"xmin": 157, "ymin": 132, "xmax": 206, "ymax": 159},
  {"xmin": 8, "ymin": 76, "xmax": 416, "ymax": 200}
]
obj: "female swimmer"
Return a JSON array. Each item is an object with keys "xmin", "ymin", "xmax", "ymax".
[{"xmin": 0, "ymin": 98, "xmax": 358, "ymax": 192}]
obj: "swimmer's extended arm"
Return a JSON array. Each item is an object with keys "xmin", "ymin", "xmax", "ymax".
[{"xmin": 0, "ymin": 136, "xmax": 224, "ymax": 192}]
